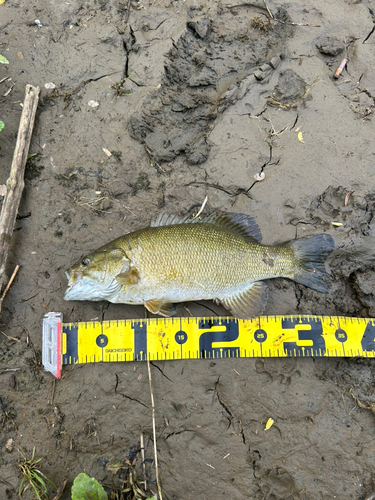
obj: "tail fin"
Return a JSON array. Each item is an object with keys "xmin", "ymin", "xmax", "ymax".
[{"xmin": 288, "ymin": 234, "xmax": 334, "ymax": 293}]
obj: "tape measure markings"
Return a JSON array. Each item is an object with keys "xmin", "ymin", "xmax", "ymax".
[{"xmin": 42, "ymin": 313, "xmax": 375, "ymax": 378}]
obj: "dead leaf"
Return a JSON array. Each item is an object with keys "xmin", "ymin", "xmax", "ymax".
[
  {"xmin": 17, "ymin": 52, "xmax": 23, "ymax": 60},
  {"xmin": 106, "ymin": 461, "xmax": 127, "ymax": 474},
  {"xmin": 265, "ymin": 417, "xmax": 274, "ymax": 430},
  {"xmin": 102, "ymin": 147, "xmax": 112, "ymax": 157}
]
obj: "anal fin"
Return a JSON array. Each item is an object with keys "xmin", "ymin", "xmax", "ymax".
[
  {"xmin": 145, "ymin": 299, "xmax": 177, "ymax": 317},
  {"xmin": 220, "ymin": 282, "xmax": 268, "ymax": 319}
]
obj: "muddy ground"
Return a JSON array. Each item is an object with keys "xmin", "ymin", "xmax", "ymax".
[{"xmin": 1, "ymin": 0, "xmax": 375, "ymax": 498}]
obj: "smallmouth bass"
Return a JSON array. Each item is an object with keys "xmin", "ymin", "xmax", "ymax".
[{"xmin": 64, "ymin": 212, "xmax": 334, "ymax": 318}]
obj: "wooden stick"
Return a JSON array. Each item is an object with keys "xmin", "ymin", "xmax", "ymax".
[
  {"xmin": 0, "ymin": 264, "xmax": 20, "ymax": 311},
  {"xmin": 147, "ymin": 359, "xmax": 163, "ymax": 500},
  {"xmin": 51, "ymin": 379, "xmax": 56, "ymax": 406},
  {"xmin": 0, "ymin": 85, "xmax": 40, "ymax": 310},
  {"xmin": 51, "ymin": 478, "xmax": 68, "ymax": 500},
  {"xmin": 140, "ymin": 432, "xmax": 147, "ymax": 491}
]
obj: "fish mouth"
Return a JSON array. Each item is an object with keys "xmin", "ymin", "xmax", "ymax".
[{"xmin": 64, "ymin": 270, "xmax": 81, "ymax": 295}]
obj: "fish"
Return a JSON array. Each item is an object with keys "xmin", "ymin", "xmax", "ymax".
[{"xmin": 64, "ymin": 212, "xmax": 335, "ymax": 319}]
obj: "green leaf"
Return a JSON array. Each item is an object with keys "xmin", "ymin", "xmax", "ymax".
[
  {"xmin": 0, "ymin": 121, "xmax": 4, "ymax": 132},
  {"xmin": 146, "ymin": 497, "xmax": 158, "ymax": 500},
  {"xmin": 71, "ymin": 473, "xmax": 108, "ymax": 500},
  {"xmin": 35, "ymin": 470, "xmax": 56, "ymax": 487},
  {"xmin": 31, "ymin": 472, "xmax": 47, "ymax": 491},
  {"xmin": 19, "ymin": 475, "xmax": 25, "ymax": 496},
  {"xmin": 0, "ymin": 54, "xmax": 9, "ymax": 64},
  {"xmin": 30, "ymin": 481, "xmax": 43, "ymax": 500}
]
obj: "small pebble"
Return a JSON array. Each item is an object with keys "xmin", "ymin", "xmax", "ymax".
[
  {"xmin": 9, "ymin": 374, "xmax": 16, "ymax": 390},
  {"xmin": 88, "ymin": 100, "xmax": 99, "ymax": 108},
  {"xmin": 254, "ymin": 172, "xmax": 265, "ymax": 181},
  {"xmin": 5, "ymin": 438, "xmax": 14, "ymax": 453},
  {"xmin": 285, "ymin": 199, "xmax": 296, "ymax": 209}
]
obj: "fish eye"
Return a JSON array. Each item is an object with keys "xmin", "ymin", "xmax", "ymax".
[{"xmin": 81, "ymin": 258, "xmax": 91, "ymax": 266}]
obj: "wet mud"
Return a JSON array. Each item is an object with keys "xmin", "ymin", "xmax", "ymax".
[
  {"xmin": 1, "ymin": 0, "xmax": 375, "ymax": 499},
  {"xmin": 130, "ymin": 6, "xmax": 293, "ymax": 164}
]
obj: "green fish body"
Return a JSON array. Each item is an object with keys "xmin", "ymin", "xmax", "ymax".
[{"xmin": 64, "ymin": 212, "xmax": 334, "ymax": 318}]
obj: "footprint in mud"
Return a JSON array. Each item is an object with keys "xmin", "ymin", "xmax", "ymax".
[
  {"xmin": 285, "ymin": 186, "xmax": 375, "ymax": 318},
  {"xmin": 255, "ymin": 467, "xmax": 297, "ymax": 500},
  {"xmin": 255, "ymin": 358, "xmax": 301, "ymax": 386},
  {"xmin": 130, "ymin": 7, "xmax": 294, "ymax": 164}
]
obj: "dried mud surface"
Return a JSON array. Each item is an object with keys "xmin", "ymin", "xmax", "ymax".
[{"xmin": 1, "ymin": 1, "xmax": 375, "ymax": 499}]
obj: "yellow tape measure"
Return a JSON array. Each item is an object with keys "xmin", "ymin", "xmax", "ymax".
[{"xmin": 42, "ymin": 312, "xmax": 375, "ymax": 378}]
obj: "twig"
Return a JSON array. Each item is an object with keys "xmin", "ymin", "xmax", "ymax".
[
  {"xmin": 125, "ymin": 0, "xmax": 131, "ymax": 24},
  {"xmin": 0, "ymin": 368, "xmax": 20, "ymax": 374},
  {"xmin": 145, "ymin": 146, "xmax": 166, "ymax": 173},
  {"xmin": 350, "ymin": 387, "xmax": 375, "ymax": 414},
  {"xmin": 263, "ymin": 0, "xmax": 273, "ymax": 18},
  {"xmin": 0, "ymin": 85, "xmax": 40, "ymax": 311},
  {"xmin": 140, "ymin": 432, "xmax": 147, "ymax": 491},
  {"xmin": 182, "ymin": 304, "xmax": 193, "ymax": 317},
  {"xmin": 0, "ymin": 264, "xmax": 20, "ymax": 311},
  {"xmin": 1, "ymin": 331, "xmax": 21, "ymax": 342},
  {"xmin": 1, "ymin": 264, "xmax": 20, "ymax": 300},
  {"xmin": 274, "ymin": 18, "xmax": 320, "ymax": 27},
  {"xmin": 192, "ymin": 196, "xmax": 208, "ymax": 220},
  {"xmin": 263, "ymin": 1, "xmax": 320, "ymax": 27},
  {"xmin": 3, "ymin": 84, "xmax": 15, "ymax": 97},
  {"xmin": 51, "ymin": 379, "xmax": 56, "ymax": 406},
  {"xmin": 147, "ymin": 359, "xmax": 163, "ymax": 500},
  {"xmin": 51, "ymin": 478, "xmax": 68, "ymax": 500}
]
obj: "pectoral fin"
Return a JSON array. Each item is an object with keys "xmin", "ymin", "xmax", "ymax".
[
  {"xmin": 220, "ymin": 281, "xmax": 268, "ymax": 319},
  {"xmin": 145, "ymin": 299, "xmax": 177, "ymax": 317},
  {"xmin": 115, "ymin": 268, "xmax": 139, "ymax": 285}
]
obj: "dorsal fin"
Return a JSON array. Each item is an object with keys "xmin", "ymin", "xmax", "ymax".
[
  {"xmin": 150, "ymin": 213, "xmax": 191, "ymax": 227},
  {"xmin": 201, "ymin": 213, "xmax": 262, "ymax": 243},
  {"xmin": 151, "ymin": 212, "xmax": 262, "ymax": 243}
]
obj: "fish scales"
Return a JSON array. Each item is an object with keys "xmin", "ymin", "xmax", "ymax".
[{"xmin": 118, "ymin": 224, "xmax": 295, "ymax": 299}]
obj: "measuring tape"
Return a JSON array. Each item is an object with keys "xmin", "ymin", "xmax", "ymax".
[{"xmin": 42, "ymin": 312, "xmax": 375, "ymax": 378}]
